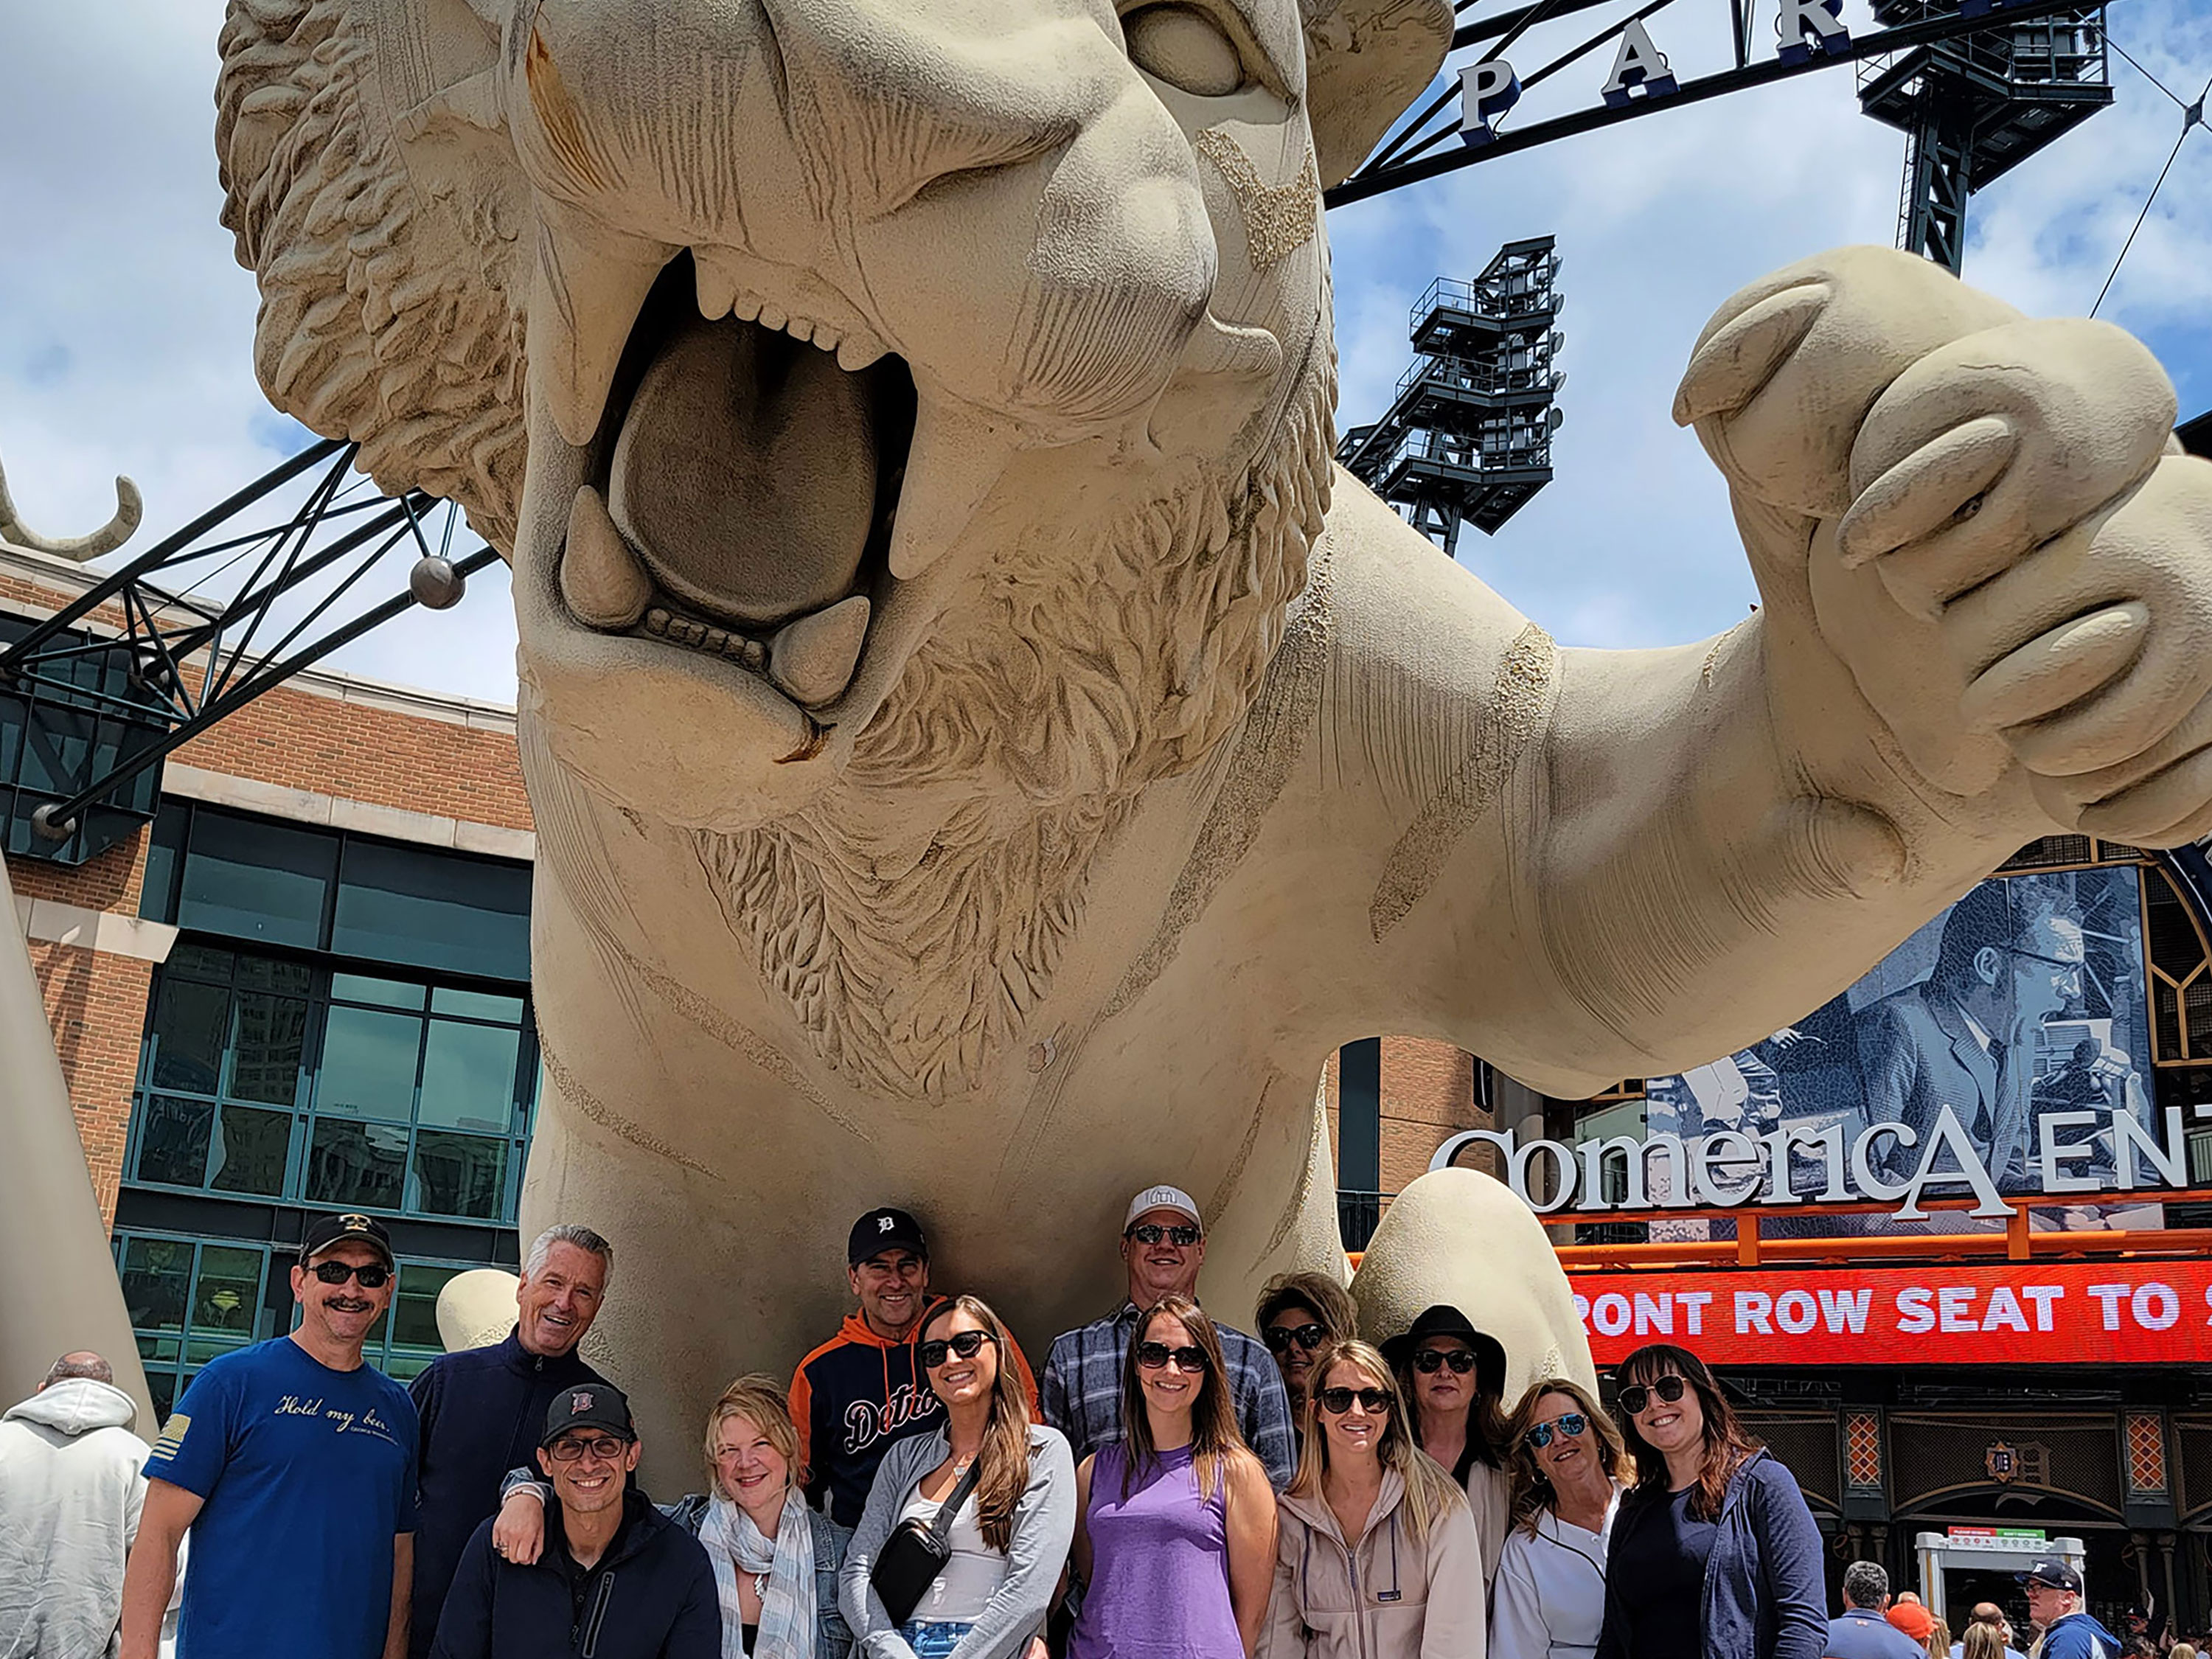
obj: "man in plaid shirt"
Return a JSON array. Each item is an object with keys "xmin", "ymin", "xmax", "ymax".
[{"xmin": 1038, "ymin": 1184, "xmax": 1295, "ymax": 1489}]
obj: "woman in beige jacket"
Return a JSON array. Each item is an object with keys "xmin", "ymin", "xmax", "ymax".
[{"xmin": 1259, "ymin": 1340, "xmax": 1486, "ymax": 1659}]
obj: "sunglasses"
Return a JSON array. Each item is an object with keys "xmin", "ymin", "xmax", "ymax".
[
  {"xmin": 546, "ymin": 1434, "xmax": 629, "ymax": 1463},
  {"xmin": 1412, "ymin": 1347, "xmax": 1477, "ymax": 1375},
  {"xmin": 1618, "ymin": 1374, "xmax": 1688, "ymax": 1415},
  {"xmin": 1526, "ymin": 1413, "xmax": 1588, "ymax": 1449},
  {"xmin": 1264, "ymin": 1322, "xmax": 1327, "ymax": 1354},
  {"xmin": 1319, "ymin": 1387, "xmax": 1391, "ymax": 1415},
  {"xmin": 919, "ymin": 1329, "xmax": 994, "ymax": 1369},
  {"xmin": 1136, "ymin": 1342, "xmax": 1210, "ymax": 1373},
  {"xmin": 306, "ymin": 1260, "xmax": 391, "ymax": 1288},
  {"xmin": 1126, "ymin": 1224, "xmax": 1202, "ymax": 1247}
]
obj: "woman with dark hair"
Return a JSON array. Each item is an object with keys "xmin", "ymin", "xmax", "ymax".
[
  {"xmin": 1254, "ymin": 1273, "xmax": 1360, "ymax": 1426},
  {"xmin": 1069, "ymin": 1295, "xmax": 1277, "ymax": 1658},
  {"xmin": 1593, "ymin": 1345, "xmax": 1823, "ymax": 1659},
  {"xmin": 1382, "ymin": 1304, "xmax": 1514, "ymax": 1582},
  {"xmin": 1259, "ymin": 1339, "xmax": 1482, "ymax": 1659},
  {"xmin": 841, "ymin": 1296, "xmax": 1075, "ymax": 1659},
  {"xmin": 1492, "ymin": 1378, "xmax": 1633, "ymax": 1659}
]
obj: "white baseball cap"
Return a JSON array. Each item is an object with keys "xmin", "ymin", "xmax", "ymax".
[{"xmin": 1124, "ymin": 1185, "xmax": 1203, "ymax": 1232}]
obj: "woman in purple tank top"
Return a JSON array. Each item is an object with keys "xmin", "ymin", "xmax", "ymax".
[{"xmin": 1069, "ymin": 1295, "xmax": 1279, "ymax": 1658}]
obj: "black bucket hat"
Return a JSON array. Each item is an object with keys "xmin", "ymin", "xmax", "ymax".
[{"xmin": 1380, "ymin": 1304, "xmax": 1508, "ymax": 1399}]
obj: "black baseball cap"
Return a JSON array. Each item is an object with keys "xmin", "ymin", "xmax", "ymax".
[
  {"xmin": 540, "ymin": 1382, "xmax": 636, "ymax": 1447},
  {"xmin": 1380, "ymin": 1304, "xmax": 1509, "ymax": 1398},
  {"xmin": 297, "ymin": 1211, "xmax": 395, "ymax": 1269},
  {"xmin": 849, "ymin": 1207, "xmax": 928, "ymax": 1265},
  {"xmin": 2020, "ymin": 1558, "xmax": 2084, "ymax": 1593}
]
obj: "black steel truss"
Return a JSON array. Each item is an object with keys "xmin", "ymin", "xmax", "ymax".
[
  {"xmin": 1326, "ymin": 0, "xmax": 2125, "ymax": 208},
  {"xmin": 0, "ymin": 439, "xmax": 498, "ymax": 862}
]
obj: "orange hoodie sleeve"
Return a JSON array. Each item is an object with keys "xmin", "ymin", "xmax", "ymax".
[
  {"xmin": 1004, "ymin": 1331, "xmax": 1044, "ymax": 1425},
  {"xmin": 789, "ymin": 1356, "xmax": 816, "ymax": 1478}
]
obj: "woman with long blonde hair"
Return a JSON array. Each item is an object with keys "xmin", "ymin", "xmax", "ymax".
[
  {"xmin": 1492, "ymin": 1378, "xmax": 1633, "ymax": 1659},
  {"xmin": 1258, "ymin": 1340, "xmax": 1481, "ymax": 1659},
  {"xmin": 1070, "ymin": 1296, "xmax": 1276, "ymax": 1658},
  {"xmin": 839, "ymin": 1295, "xmax": 1074, "ymax": 1659}
]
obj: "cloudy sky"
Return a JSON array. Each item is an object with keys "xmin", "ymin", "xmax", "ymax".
[{"xmin": 1, "ymin": 0, "xmax": 2205, "ymax": 702}]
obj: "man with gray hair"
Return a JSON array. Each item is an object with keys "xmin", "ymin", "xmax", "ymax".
[
  {"xmin": 1, "ymin": 1350, "xmax": 148, "ymax": 1658},
  {"xmin": 1829, "ymin": 1561, "xmax": 1930, "ymax": 1659},
  {"xmin": 405, "ymin": 1225, "xmax": 616, "ymax": 1659}
]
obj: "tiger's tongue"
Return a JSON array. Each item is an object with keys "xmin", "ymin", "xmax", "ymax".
[{"xmin": 609, "ymin": 314, "xmax": 882, "ymax": 630}]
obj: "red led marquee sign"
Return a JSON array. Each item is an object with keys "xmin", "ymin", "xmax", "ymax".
[{"xmin": 1571, "ymin": 1259, "xmax": 2212, "ymax": 1366}]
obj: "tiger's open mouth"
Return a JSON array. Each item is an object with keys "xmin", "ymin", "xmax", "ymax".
[{"xmin": 554, "ymin": 252, "xmax": 920, "ymax": 718}]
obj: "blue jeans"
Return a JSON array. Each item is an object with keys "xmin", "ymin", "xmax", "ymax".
[{"xmin": 900, "ymin": 1621, "xmax": 975, "ymax": 1659}]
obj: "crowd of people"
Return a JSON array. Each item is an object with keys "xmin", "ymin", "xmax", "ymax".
[{"xmin": 0, "ymin": 1189, "xmax": 2165, "ymax": 1659}]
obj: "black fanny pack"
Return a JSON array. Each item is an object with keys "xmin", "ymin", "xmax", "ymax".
[{"xmin": 869, "ymin": 1458, "xmax": 985, "ymax": 1627}]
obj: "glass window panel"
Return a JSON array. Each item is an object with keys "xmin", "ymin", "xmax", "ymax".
[
  {"xmin": 147, "ymin": 1372, "xmax": 177, "ymax": 1424},
  {"xmin": 148, "ymin": 979, "xmax": 229, "ymax": 1096},
  {"xmin": 408, "ymin": 1131, "xmax": 509, "ymax": 1219},
  {"xmin": 184, "ymin": 1333, "xmax": 252, "ymax": 1367},
  {"xmin": 333, "ymin": 840, "xmax": 531, "ymax": 981},
  {"xmin": 136, "ymin": 1333, "xmax": 181, "ymax": 1366},
  {"xmin": 430, "ymin": 987, "xmax": 524, "ymax": 1023},
  {"xmin": 318, "ymin": 1006, "xmax": 422, "ymax": 1120},
  {"xmin": 139, "ymin": 803, "xmax": 190, "ymax": 925},
  {"xmin": 383, "ymin": 1352, "xmax": 436, "ymax": 1383},
  {"xmin": 229, "ymin": 992, "xmax": 308, "ymax": 1106},
  {"xmin": 332, "ymin": 973, "xmax": 427, "ymax": 1011},
  {"xmin": 389, "ymin": 1263, "xmax": 463, "ymax": 1352},
  {"xmin": 163, "ymin": 942, "xmax": 233, "ymax": 984},
  {"xmin": 178, "ymin": 809, "xmax": 336, "ymax": 948},
  {"xmin": 234, "ymin": 956, "xmax": 313, "ymax": 996},
  {"xmin": 209, "ymin": 1106, "xmax": 293, "ymax": 1197},
  {"xmin": 119, "ymin": 1237, "xmax": 192, "ymax": 1333},
  {"xmin": 191, "ymin": 1247, "xmax": 265, "ymax": 1338},
  {"xmin": 417, "ymin": 1021, "xmax": 521, "ymax": 1133},
  {"xmin": 135, "ymin": 1096, "xmax": 215, "ymax": 1186},
  {"xmin": 305, "ymin": 1118, "xmax": 408, "ymax": 1210}
]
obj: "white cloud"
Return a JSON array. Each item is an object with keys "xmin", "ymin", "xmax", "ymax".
[{"xmin": 1, "ymin": 0, "xmax": 2205, "ymax": 695}]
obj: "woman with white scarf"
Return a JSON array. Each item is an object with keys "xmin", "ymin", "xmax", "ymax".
[{"xmin": 675, "ymin": 1374, "xmax": 853, "ymax": 1659}]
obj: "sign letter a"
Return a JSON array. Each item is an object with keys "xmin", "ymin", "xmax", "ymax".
[{"xmin": 1602, "ymin": 21, "xmax": 1679, "ymax": 106}]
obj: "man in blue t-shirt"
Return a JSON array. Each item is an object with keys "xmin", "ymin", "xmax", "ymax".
[
  {"xmin": 119, "ymin": 1212, "xmax": 420, "ymax": 1659},
  {"xmin": 1827, "ymin": 1561, "xmax": 1930, "ymax": 1659}
]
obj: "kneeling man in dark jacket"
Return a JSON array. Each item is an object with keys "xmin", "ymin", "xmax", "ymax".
[{"xmin": 431, "ymin": 1382, "xmax": 717, "ymax": 1659}]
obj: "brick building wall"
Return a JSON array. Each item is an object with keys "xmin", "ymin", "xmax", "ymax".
[
  {"xmin": 3, "ymin": 540, "xmax": 535, "ymax": 1228},
  {"xmin": 1323, "ymin": 1034, "xmax": 1496, "ymax": 1224}
]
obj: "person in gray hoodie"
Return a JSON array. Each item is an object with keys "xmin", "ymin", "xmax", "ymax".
[
  {"xmin": 0, "ymin": 1352, "xmax": 148, "ymax": 1659},
  {"xmin": 1593, "ymin": 1346, "xmax": 1824, "ymax": 1659}
]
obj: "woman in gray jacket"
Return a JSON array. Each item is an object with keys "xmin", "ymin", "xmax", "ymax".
[{"xmin": 839, "ymin": 1296, "xmax": 1076, "ymax": 1659}]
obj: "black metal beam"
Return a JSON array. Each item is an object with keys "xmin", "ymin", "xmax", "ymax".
[
  {"xmin": 28, "ymin": 546, "xmax": 501, "ymax": 839},
  {"xmin": 1327, "ymin": 0, "xmax": 2123, "ymax": 209}
]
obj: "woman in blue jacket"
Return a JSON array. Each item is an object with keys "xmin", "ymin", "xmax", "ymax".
[{"xmin": 1593, "ymin": 1345, "xmax": 1824, "ymax": 1659}]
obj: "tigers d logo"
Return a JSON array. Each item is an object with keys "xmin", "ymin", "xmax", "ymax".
[{"xmin": 1986, "ymin": 1441, "xmax": 2020, "ymax": 1484}]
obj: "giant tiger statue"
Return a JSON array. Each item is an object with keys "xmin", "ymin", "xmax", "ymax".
[{"xmin": 180, "ymin": 0, "xmax": 2212, "ymax": 1455}]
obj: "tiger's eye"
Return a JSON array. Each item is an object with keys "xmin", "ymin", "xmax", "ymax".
[{"xmin": 1123, "ymin": 4, "xmax": 1245, "ymax": 97}]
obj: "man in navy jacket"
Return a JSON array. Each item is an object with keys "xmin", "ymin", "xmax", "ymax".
[
  {"xmin": 2023, "ymin": 1559, "xmax": 2118, "ymax": 1659},
  {"xmin": 408, "ymin": 1225, "xmax": 615, "ymax": 1658},
  {"xmin": 431, "ymin": 1383, "xmax": 715, "ymax": 1659}
]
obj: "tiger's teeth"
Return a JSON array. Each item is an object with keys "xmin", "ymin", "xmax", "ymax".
[
  {"xmin": 733, "ymin": 294, "xmax": 763, "ymax": 323},
  {"xmin": 695, "ymin": 260, "xmax": 737, "ymax": 321},
  {"xmin": 758, "ymin": 304, "xmax": 787, "ymax": 332},
  {"xmin": 769, "ymin": 595, "xmax": 870, "ymax": 706},
  {"xmin": 836, "ymin": 338, "xmax": 885, "ymax": 372},
  {"xmin": 560, "ymin": 485, "xmax": 653, "ymax": 630}
]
